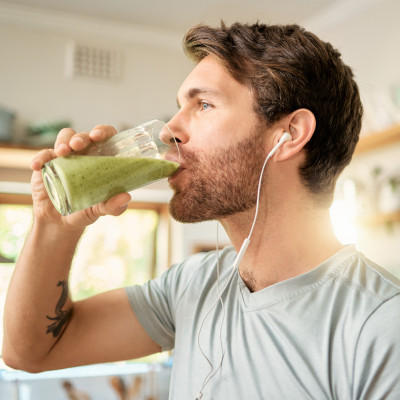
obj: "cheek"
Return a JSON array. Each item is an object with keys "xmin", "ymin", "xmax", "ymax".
[
  {"xmin": 218, "ymin": 109, "xmax": 258, "ymax": 143},
  {"xmin": 193, "ymin": 116, "xmax": 249, "ymax": 149}
]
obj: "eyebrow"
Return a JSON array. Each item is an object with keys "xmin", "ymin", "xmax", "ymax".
[{"xmin": 176, "ymin": 87, "xmax": 223, "ymax": 108}]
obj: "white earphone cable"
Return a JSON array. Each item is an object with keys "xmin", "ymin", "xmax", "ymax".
[
  {"xmin": 247, "ymin": 155, "xmax": 271, "ymax": 239},
  {"xmin": 195, "ymin": 133, "xmax": 291, "ymax": 399},
  {"xmin": 165, "ymin": 124, "xmax": 182, "ymax": 163},
  {"xmin": 195, "ymin": 223, "xmax": 230, "ymax": 399}
]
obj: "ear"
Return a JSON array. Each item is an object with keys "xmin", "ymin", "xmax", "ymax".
[{"xmin": 274, "ymin": 109, "xmax": 316, "ymax": 161}]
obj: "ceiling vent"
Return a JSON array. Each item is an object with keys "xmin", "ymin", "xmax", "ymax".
[{"xmin": 65, "ymin": 42, "xmax": 122, "ymax": 80}]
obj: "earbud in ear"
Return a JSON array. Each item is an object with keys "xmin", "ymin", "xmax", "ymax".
[
  {"xmin": 279, "ymin": 132, "xmax": 292, "ymax": 144},
  {"xmin": 267, "ymin": 131, "xmax": 292, "ymax": 159}
]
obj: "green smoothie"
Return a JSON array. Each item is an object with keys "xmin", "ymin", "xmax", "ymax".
[{"xmin": 42, "ymin": 155, "xmax": 179, "ymax": 215}]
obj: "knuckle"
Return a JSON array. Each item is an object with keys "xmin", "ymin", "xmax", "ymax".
[
  {"xmin": 93, "ymin": 124, "xmax": 117, "ymax": 134},
  {"xmin": 92, "ymin": 124, "xmax": 105, "ymax": 130},
  {"xmin": 72, "ymin": 132, "xmax": 90, "ymax": 142},
  {"xmin": 33, "ymin": 148, "xmax": 54, "ymax": 164},
  {"xmin": 92, "ymin": 203, "xmax": 105, "ymax": 217},
  {"xmin": 40, "ymin": 148, "xmax": 54, "ymax": 158},
  {"xmin": 58, "ymin": 127, "xmax": 75, "ymax": 136}
]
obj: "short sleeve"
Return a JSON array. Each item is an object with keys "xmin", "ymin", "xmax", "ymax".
[
  {"xmin": 125, "ymin": 265, "xmax": 181, "ymax": 351},
  {"xmin": 125, "ymin": 252, "xmax": 209, "ymax": 352},
  {"xmin": 352, "ymin": 293, "xmax": 400, "ymax": 399}
]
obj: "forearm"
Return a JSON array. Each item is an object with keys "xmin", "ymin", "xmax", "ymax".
[{"xmin": 2, "ymin": 220, "xmax": 84, "ymax": 369}]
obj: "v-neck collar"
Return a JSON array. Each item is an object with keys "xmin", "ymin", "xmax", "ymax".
[{"xmin": 237, "ymin": 245, "xmax": 357, "ymax": 310}]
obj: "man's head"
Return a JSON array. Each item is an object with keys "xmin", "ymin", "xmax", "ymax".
[
  {"xmin": 166, "ymin": 53, "xmax": 268, "ymax": 222},
  {"xmin": 182, "ymin": 22, "xmax": 363, "ymax": 202}
]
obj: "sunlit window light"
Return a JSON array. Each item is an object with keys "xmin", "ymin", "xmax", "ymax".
[{"xmin": 330, "ymin": 179, "xmax": 358, "ymax": 244}]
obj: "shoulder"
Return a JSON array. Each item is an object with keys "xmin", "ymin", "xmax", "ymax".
[
  {"xmin": 165, "ymin": 245, "xmax": 236, "ymax": 291},
  {"xmin": 345, "ymin": 251, "xmax": 400, "ymax": 367},
  {"xmin": 127, "ymin": 246, "xmax": 236, "ymax": 308},
  {"xmin": 357, "ymin": 293, "xmax": 400, "ymax": 342},
  {"xmin": 326, "ymin": 248, "xmax": 400, "ymax": 344},
  {"xmin": 338, "ymin": 248, "xmax": 400, "ymax": 303},
  {"xmin": 352, "ymin": 293, "xmax": 400, "ymax": 399}
]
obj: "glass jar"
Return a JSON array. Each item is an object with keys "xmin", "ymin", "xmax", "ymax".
[{"xmin": 42, "ymin": 120, "xmax": 179, "ymax": 215}]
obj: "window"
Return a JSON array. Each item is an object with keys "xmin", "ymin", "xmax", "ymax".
[
  {"xmin": 0, "ymin": 202, "xmax": 32, "ymax": 351},
  {"xmin": 0, "ymin": 194, "xmax": 170, "ymax": 362},
  {"xmin": 70, "ymin": 208, "xmax": 159, "ymax": 301}
]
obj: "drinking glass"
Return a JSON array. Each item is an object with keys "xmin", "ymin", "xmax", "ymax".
[{"xmin": 42, "ymin": 120, "xmax": 179, "ymax": 215}]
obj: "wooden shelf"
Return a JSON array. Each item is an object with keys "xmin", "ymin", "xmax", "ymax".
[
  {"xmin": 357, "ymin": 211, "xmax": 400, "ymax": 227},
  {"xmin": 0, "ymin": 141, "xmax": 46, "ymax": 150},
  {"xmin": 0, "ymin": 146, "xmax": 38, "ymax": 169},
  {"xmin": 354, "ymin": 124, "xmax": 400, "ymax": 155}
]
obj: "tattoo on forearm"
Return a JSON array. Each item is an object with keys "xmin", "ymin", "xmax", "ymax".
[{"xmin": 46, "ymin": 280, "xmax": 73, "ymax": 338}]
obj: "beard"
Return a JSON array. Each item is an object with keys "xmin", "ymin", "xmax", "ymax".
[{"xmin": 169, "ymin": 123, "xmax": 267, "ymax": 223}]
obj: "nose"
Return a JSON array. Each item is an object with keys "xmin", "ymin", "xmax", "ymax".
[
  {"xmin": 160, "ymin": 124, "xmax": 180, "ymax": 146},
  {"xmin": 160, "ymin": 111, "xmax": 189, "ymax": 146}
]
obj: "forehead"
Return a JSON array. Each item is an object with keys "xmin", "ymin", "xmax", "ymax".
[{"xmin": 177, "ymin": 55, "xmax": 253, "ymax": 104}]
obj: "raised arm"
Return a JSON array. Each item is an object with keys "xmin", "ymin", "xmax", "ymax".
[{"xmin": 2, "ymin": 126, "xmax": 161, "ymax": 372}]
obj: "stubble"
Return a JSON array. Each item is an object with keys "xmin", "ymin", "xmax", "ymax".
[{"xmin": 169, "ymin": 125, "xmax": 267, "ymax": 223}]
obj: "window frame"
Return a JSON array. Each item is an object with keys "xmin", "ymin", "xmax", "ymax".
[{"xmin": 0, "ymin": 192, "xmax": 172, "ymax": 278}]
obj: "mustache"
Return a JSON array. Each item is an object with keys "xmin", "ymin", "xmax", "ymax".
[{"xmin": 167, "ymin": 147, "xmax": 200, "ymax": 167}]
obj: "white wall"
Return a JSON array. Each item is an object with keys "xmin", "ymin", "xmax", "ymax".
[
  {"xmin": 305, "ymin": 0, "xmax": 400, "ymax": 134},
  {"xmin": 0, "ymin": 21, "xmax": 192, "ymax": 139}
]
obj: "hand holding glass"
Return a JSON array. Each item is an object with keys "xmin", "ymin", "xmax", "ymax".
[{"xmin": 42, "ymin": 120, "xmax": 179, "ymax": 215}]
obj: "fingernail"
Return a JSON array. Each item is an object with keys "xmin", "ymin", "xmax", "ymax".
[{"xmin": 118, "ymin": 205, "xmax": 128, "ymax": 213}]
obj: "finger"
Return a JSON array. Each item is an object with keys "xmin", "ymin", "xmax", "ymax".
[
  {"xmin": 54, "ymin": 128, "xmax": 76, "ymax": 149},
  {"xmin": 112, "ymin": 204, "xmax": 129, "ymax": 216},
  {"xmin": 69, "ymin": 132, "xmax": 91, "ymax": 152},
  {"xmin": 54, "ymin": 128, "xmax": 77, "ymax": 157},
  {"xmin": 54, "ymin": 143, "xmax": 71, "ymax": 157},
  {"xmin": 89, "ymin": 125, "xmax": 118, "ymax": 142},
  {"xmin": 104, "ymin": 192, "xmax": 132, "ymax": 216},
  {"xmin": 31, "ymin": 148, "xmax": 56, "ymax": 170}
]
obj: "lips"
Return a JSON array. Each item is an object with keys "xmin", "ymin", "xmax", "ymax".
[
  {"xmin": 165, "ymin": 153, "xmax": 182, "ymax": 165},
  {"xmin": 164, "ymin": 152, "xmax": 186, "ymax": 184},
  {"xmin": 167, "ymin": 164, "xmax": 186, "ymax": 187},
  {"xmin": 164, "ymin": 151, "xmax": 186, "ymax": 169},
  {"xmin": 169, "ymin": 165, "xmax": 184, "ymax": 178}
]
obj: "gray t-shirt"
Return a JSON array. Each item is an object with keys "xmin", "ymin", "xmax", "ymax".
[{"xmin": 126, "ymin": 245, "xmax": 400, "ymax": 399}]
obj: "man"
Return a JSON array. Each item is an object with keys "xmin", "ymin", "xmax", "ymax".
[{"xmin": 3, "ymin": 22, "xmax": 400, "ymax": 399}]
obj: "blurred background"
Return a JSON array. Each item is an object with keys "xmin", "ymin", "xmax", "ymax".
[{"xmin": 0, "ymin": 0, "xmax": 399, "ymax": 398}]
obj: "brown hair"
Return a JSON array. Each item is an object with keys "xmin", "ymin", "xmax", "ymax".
[{"xmin": 183, "ymin": 22, "xmax": 363, "ymax": 202}]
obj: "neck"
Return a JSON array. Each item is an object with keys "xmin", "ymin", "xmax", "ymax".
[{"xmin": 220, "ymin": 188, "xmax": 343, "ymax": 292}]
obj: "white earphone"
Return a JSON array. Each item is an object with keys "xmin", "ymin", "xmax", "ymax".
[
  {"xmin": 231, "ymin": 131, "xmax": 291, "ymax": 269},
  {"xmin": 195, "ymin": 131, "xmax": 292, "ymax": 400}
]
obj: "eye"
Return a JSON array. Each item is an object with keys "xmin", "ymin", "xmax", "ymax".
[{"xmin": 200, "ymin": 101, "xmax": 211, "ymax": 111}]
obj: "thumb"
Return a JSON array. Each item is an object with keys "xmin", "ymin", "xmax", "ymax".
[
  {"xmin": 113, "ymin": 203, "xmax": 129, "ymax": 216},
  {"xmin": 102, "ymin": 192, "xmax": 132, "ymax": 216}
]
